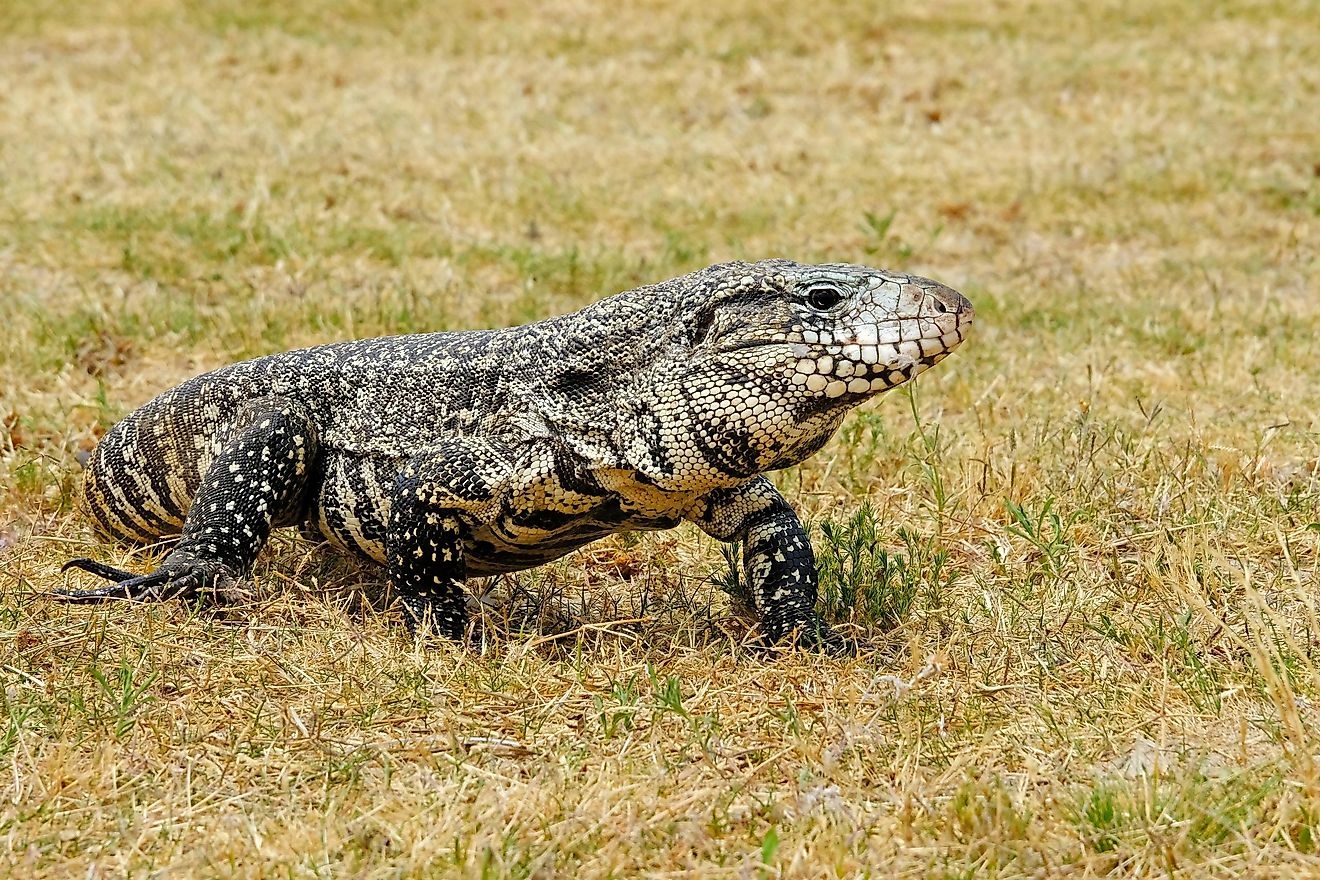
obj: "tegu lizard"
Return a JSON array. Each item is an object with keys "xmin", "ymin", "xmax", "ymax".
[{"xmin": 55, "ymin": 260, "xmax": 973, "ymax": 654}]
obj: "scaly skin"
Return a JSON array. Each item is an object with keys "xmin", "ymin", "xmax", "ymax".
[{"xmin": 55, "ymin": 260, "xmax": 973, "ymax": 654}]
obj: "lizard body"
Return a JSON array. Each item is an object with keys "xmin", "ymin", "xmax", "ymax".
[{"xmin": 57, "ymin": 260, "xmax": 973, "ymax": 653}]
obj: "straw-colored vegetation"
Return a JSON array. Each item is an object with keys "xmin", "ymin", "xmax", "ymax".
[{"xmin": 3, "ymin": 0, "xmax": 1318, "ymax": 876}]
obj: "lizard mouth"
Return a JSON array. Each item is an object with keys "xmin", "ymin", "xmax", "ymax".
[
  {"xmin": 716, "ymin": 312, "xmax": 970, "ymax": 396},
  {"xmin": 717, "ymin": 338, "xmax": 792, "ymax": 354},
  {"xmin": 782, "ymin": 323, "xmax": 970, "ymax": 398}
]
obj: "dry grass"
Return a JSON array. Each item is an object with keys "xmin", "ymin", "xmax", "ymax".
[{"xmin": 2, "ymin": 0, "xmax": 1319, "ymax": 876}]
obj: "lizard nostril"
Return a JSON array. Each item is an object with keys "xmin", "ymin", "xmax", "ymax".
[{"xmin": 931, "ymin": 297, "xmax": 950, "ymax": 314}]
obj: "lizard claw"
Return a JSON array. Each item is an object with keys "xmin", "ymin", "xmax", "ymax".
[{"xmin": 53, "ymin": 554, "xmax": 241, "ymax": 605}]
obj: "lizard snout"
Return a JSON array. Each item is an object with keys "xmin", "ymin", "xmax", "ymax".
[{"xmin": 925, "ymin": 283, "xmax": 974, "ymax": 326}]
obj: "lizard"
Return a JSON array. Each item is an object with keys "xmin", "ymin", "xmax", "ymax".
[{"xmin": 53, "ymin": 259, "xmax": 973, "ymax": 654}]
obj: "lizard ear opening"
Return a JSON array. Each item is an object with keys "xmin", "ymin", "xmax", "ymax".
[
  {"xmin": 684, "ymin": 303, "xmax": 717, "ymax": 347},
  {"xmin": 547, "ymin": 368, "xmax": 605, "ymax": 396}
]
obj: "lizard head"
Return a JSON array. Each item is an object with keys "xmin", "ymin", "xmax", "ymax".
[
  {"xmin": 623, "ymin": 260, "xmax": 974, "ymax": 487},
  {"xmin": 633, "ymin": 258, "xmax": 976, "ymax": 485},
  {"xmin": 685, "ymin": 259, "xmax": 973, "ymax": 402}
]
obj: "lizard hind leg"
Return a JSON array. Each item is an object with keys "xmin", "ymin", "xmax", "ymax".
[{"xmin": 55, "ymin": 396, "xmax": 320, "ymax": 609}]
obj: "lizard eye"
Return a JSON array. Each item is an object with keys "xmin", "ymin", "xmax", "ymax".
[{"xmin": 805, "ymin": 284, "xmax": 846, "ymax": 312}]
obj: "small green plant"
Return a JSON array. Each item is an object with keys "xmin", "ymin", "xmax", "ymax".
[
  {"xmin": 1003, "ymin": 497, "xmax": 1078, "ymax": 578},
  {"xmin": 760, "ymin": 826, "xmax": 779, "ymax": 872},
  {"xmin": 594, "ymin": 674, "xmax": 641, "ymax": 737},
  {"xmin": 710, "ymin": 543, "xmax": 752, "ymax": 609},
  {"xmin": 814, "ymin": 502, "xmax": 953, "ymax": 631},
  {"xmin": 647, "ymin": 664, "xmax": 688, "ymax": 720},
  {"xmin": 1077, "ymin": 784, "xmax": 1123, "ymax": 853},
  {"xmin": 89, "ymin": 652, "xmax": 160, "ymax": 740},
  {"xmin": 904, "ymin": 384, "xmax": 951, "ymax": 521},
  {"xmin": 0, "ymin": 702, "xmax": 36, "ymax": 761}
]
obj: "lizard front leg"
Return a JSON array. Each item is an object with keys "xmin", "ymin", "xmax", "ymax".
[
  {"xmin": 387, "ymin": 439, "xmax": 514, "ymax": 642},
  {"xmin": 56, "ymin": 397, "xmax": 318, "ymax": 605},
  {"xmin": 688, "ymin": 476, "xmax": 853, "ymax": 656}
]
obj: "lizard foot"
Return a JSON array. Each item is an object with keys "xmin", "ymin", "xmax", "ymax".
[
  {"xmin": 54, "ymin": 553, "xmax": 243, "ymax": 605},
  {"xmin": 780, "ymin": 614, "xmax": 863, "ymax": 658},
  {"xmin": 399, "ymin": 598, "xmax": 470, "ymax": 645}
]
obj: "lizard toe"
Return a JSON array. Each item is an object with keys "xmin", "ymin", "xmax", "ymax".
[
  {"xmin": 783, "ymin": 615, "xmax": 861, "ymax": 658},
  {"xmin": 54, "ymin": 554, "xmax": 243, "ymax": 605},
  {"xmin": 60, "ymin": 557, "xmax": 142, "ymax": 583}
]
